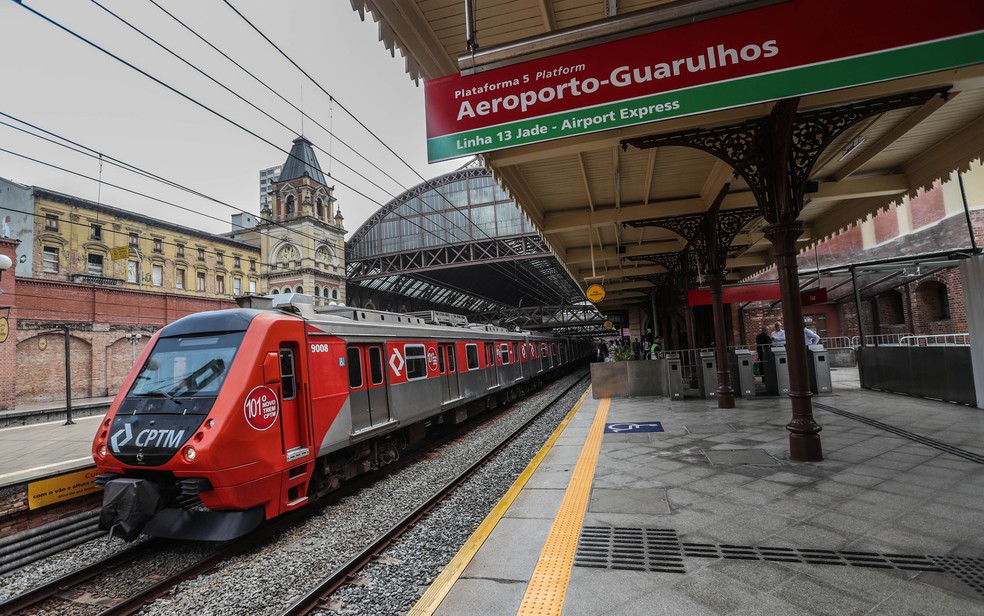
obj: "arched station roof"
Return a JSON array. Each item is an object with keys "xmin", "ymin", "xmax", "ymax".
[{"xmin": 345, "ymin": 163, "xmax": 591, "ymax": 318}]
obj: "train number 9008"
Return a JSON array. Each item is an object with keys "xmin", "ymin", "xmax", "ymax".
[{"xmin": 310, "ymin": 343, "xmax": 331, "ymax": 353}]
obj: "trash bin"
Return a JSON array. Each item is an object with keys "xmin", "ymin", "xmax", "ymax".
[
  {"xmin": 696, "ymin": 351, "xmax": 717, "ymax": 399},
  {"xmin": 663, "ymin": 352, "xmax": 684, "ymax": 401},
  {"xmin": 807, "ymin": 344, "xmax": 833, "ymax": 394},
  {"xmin": 764, "ymin": 345, "xmax": 790, "ymax": 395},
  {"xmin": 729, "ymin": 349, "xmax": 756, "ymax": 398}
]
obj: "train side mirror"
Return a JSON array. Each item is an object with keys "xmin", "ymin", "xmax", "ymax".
[{"xmin": 262, "ymin": 352, "xmax": 281, "ymax": 385}]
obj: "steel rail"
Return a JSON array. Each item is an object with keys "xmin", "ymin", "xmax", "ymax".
[{"xmin": 279, "ymin": 370, "xmax": 590, "ymax": 616}]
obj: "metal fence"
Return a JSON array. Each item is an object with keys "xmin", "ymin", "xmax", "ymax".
[{"xmin": 899, "ymin": 333, "xmax": 970, "ymax": 346}]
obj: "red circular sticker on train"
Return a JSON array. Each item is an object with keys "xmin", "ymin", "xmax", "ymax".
[
  {"xmin": 244, "ymin": 386, "xmax": 279, "ymax": 431},
  {"xmin": 427, "ymin": 348, "xmax": 439, "ymax": 372}
]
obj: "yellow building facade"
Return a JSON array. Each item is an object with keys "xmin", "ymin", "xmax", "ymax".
[{"xmin": 32, "ymin": 187, "xmax": 261, "ymax": 299}]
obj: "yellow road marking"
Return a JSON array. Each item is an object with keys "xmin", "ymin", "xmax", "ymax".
[
  {"xmin": 408, "ymin": 387, "xmax": 594, "ymax": 616},
  {"xmin": 516, "ymin": 397, "xmax": 610, "ymax": 616}
]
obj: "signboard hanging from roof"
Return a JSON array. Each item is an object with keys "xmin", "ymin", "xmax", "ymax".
[{"xmin": 424, "ymin": 0, "xmax": 984, "ymax": 162}]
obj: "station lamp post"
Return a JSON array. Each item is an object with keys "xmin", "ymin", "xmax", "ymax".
[{"xmin": 125, "ymin": 333, "xmax": 142, "ymax": 367}]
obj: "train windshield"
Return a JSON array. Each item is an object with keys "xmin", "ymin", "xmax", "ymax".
[{"xmin": 129, "ymin": 332, "xmax": 244, "ymax": 400}]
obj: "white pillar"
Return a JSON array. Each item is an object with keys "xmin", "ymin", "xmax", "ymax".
[{"xmin": 960, "ymin": 254, "xmax": 984, "ymax": 409}]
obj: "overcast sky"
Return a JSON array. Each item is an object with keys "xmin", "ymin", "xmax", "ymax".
[{"xmin": 0, "ymin": 0, "xmax": 466, "ymax": 238}]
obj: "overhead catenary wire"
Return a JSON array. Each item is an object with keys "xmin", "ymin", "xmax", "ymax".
[
  {"xmin": 219, "ymin": 0, "xmax": 568, "ymax": 302},
  {"xmin": 8, "ymin": 1, "xmax": 571, "ymax": 306},
  {"xmin": 15, "ymin": 0, "xmax": 561, "ymax": 302}
]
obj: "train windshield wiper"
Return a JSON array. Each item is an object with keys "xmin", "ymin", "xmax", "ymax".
[{"xmin": 136, "ymin": 389, "xmax": 180, "ymax": 403}]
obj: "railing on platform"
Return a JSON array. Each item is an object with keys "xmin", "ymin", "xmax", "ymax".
[
  {"xmin": 820, "ymin": 336, "xmax": 852, "ymax": 349},
  {"xmin": 899, "ymin": 333, "xmax": 970, "ymax": 346},
  {"xmin": 850, "ymin": 333, "xmax": 913, "ymax": 347}
]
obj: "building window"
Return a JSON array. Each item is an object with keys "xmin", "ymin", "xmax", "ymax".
[
  {"xmin": 248, "ymin": 279, "xmax": 256, "ymax": 293},
  {"xmin": 917, "ymin": 280, "xmax": 951, "ymax": 321},
  {"xmin": 233, "ymin": 277, "xmax": 241, "ymax": 295},
  {"xmin": 127, "ymin": 260, "xmax": 139, "ymax": 283},
  {"xmin": 296, "ymin": 285, "xmax": 303, "ymax": 294},
  {"xmin": 176, "ymin": 267, "xmax": 185, "ymax": 290},
  {"xmin": 217, "ymin": 275, "xmax": 226, "ymax": 294},
  {"xmin": 88, "ymin": 253, "xmax": 104, "ymax": 276},
  {"xmin": 153, "ymin": 238, "xmax": 163, "ymax": 253},
  {"xmin": 129, "ymin": 232, "xmax": 139, "ymax": 248},
  {"xmin": 90, "ymin": 224, "xmax": 102, "ymax": 240},
  {"xmin": 217, "ymin": 251, "xmax": 224, "ymax": 265},
  {"xmin": 197, "ymin": 271, "xmax": 206, "ymax": 292},
  {"xmin": 234, "ymin": 255, "xmax": 241, "ymax": 268},
  {"xmin": 332, "ymin": 289, "xmax": 338, "ymax": 300},
  {"xmin": 176, "ymin": 243, "xmax": 185, "ymax": 258},
  {"xmin": 197, "ymin": 247, "xmax": 205, "ymax": 261},
  {"xmin": 45, "ymin": 214, "xmax": 59, "ymax": 231},
  {"xmin": 42, "ymin": 246, "xmax": 59, "ymax": 273},
  {"xmin": 313, "ymin": 286, "xmax": 320, "ymax": 297},
  {"xmin": 878, "ymin": 290, "xmax": 905, "ymax": 324},
  {"xmin": 152, "ymin": 264, "xmax": 163, "ymax": 287},
  {"xmin": 249, "ymin": 259, "xmax": 256, "ymax": 272}
]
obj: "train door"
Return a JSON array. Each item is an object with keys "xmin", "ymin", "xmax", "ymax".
[
  {"xmin": 278, "ymin": 344, "xmax": 309, "ymax": 458},
  {"xmin": 485, "ymin": 342, "xmax": 499, "ymax": 389},
  {"xmin": 347, "ymin": 344, "xmax": 390, "ymax": 433},
  {"xmin": 440, "ymin": 343, "xmax": 460, "ymax": 402}
]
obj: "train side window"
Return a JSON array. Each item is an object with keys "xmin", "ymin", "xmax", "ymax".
[
  {"xmin": 446, "ymin": 344, "xmax": 456, "ymax": 372},
  {"xmin": 438, "ymin": 346, "xmax": 446, "ymax": 374},
  {"xmin": 465, "ymin": 344, "xmax": 479, "ymax": 370},
  {"xmin": 347, "ymin": 347, "xmax": 363, "ymax": 389},
  {"xmin": 280, "ymin": 349, "xmax": 296, "ymax": 400},
  {"xmin": 499, "ymin": 343, "xmax": 510, "ymax": 365},
  {"xmin": 405, "ymin": 344, "xmax": 427, "ymax": 380},
  {"xmin": 368, "ymin": 347, "xmax": 384, "ymax": 386},
  {"xmin": 484, "ymin": 343, "xmax": 494, "ymax": 367}
]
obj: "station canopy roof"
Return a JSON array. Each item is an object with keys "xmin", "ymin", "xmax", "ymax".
[{"xmin": 351, "ymin": 0, "xmax": 984, "ymax": 314}]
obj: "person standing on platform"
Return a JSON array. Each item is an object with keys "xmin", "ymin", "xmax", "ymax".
[
  {"xmin": 804, "ymin": 326, "xmax": 821, "ymax": 346},
  {"xmin": 771, "ymin": 321, "xmax": 786, "ymax": 345}
]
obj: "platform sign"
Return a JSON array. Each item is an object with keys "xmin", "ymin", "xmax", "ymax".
[
  {"xmin": 424, "ymin": 0, "xmax": 984, "ymax": 161},
  {"xmin": 586, "ymin": 283, "xmax": 606, "ymax": 303},
  {"xmin": 605, "ymin": 422, "xmax": 664, "ymax": 434},
  {"xmin": 28, "ymin": 467, "xmax": 100, "ymax": 510}
]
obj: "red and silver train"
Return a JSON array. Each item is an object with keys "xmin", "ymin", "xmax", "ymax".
[{"xmin": 92, "ymin": 294, "xmax": 590, "ymax": 541}]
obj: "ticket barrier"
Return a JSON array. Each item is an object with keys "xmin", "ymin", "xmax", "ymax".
[
  {"xmin": 764, "ymin": 345, "xmax": 790, "ymax": 395},
  {"xmin": 664, "ymin": 353, "xmax": 684, "ymax": 401},
  {"xmin": 696, "ymin": 351, "xmax": 717, "ymax": 399},
  {"xmin": 807, "ymin": 345, "xmax": 833, "ymax": 394},
  {"xmin": 729, "ymin": 349, "xmax": 756, "ymax": 397}
]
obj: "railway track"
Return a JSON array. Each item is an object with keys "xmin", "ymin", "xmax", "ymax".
[
  {"xmin": 279, "ymin": 370, "xmax": 590, "ymax": 616},
  {"xmin": 1, "ymin": 370, "xmax": 587, "ymax": 615}
]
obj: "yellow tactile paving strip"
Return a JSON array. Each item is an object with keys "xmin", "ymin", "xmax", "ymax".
[
  {"xmin": 408, "ymin": 388, "xmax": 595, "ymax": 616},
  {"xmin": 516, "ymin": 397, "xmax": 610, "ymax": 616}
]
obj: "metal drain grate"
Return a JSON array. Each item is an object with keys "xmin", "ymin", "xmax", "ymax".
[
  {"xmin": 574, "ymin": 527, "xmax": 984, "ymax": 598},
  {"xmin": 574, "ymin": 527, "xmax": 685, "ymax": 573},
  {"xmin": 680, "ymin": 542, "xmax": 945, "ymax": 573},
  {"xmin": 932, "ymin": 556, "xmax": 984, "ymax": 596},
  {"xmin": 813, "ymin": 402, "xmax": 984, "ymax": 464}
]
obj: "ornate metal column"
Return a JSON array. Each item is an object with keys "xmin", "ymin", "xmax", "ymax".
[
  {"xmin": 764, "ymin": 219, "xmax": 821, "ymax": 459},
  {"xmin": 624, "ymin": 88, "xmax": 945, "ymax": 461}
]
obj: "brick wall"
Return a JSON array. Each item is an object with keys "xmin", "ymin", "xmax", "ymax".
[
  {"xmin": 10, "ymin": 278, "xmax": 235, "ymax": 405},
  {"xmin": 0, "ymin": 239, "xmax": 17, "ymax": 409}
]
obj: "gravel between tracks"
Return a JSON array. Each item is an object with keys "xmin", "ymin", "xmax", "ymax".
[{"xmin": 2, "ymin": 372, "xmax": 587, "ymax": 616}]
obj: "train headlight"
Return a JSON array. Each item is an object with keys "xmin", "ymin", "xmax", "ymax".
[
  {"xmin": 98, "ymin": 445, "xmax": 107, "ymax": 457},
  {"xmin": 184, "ymin": 446, "xmax": 197, "ymax": 461}
]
